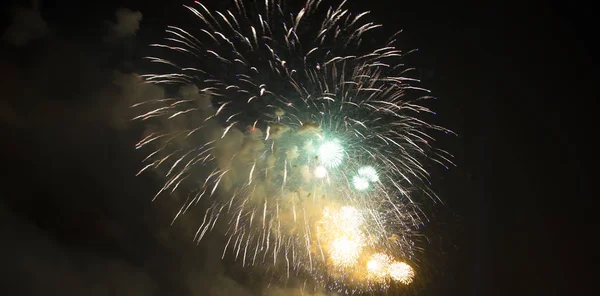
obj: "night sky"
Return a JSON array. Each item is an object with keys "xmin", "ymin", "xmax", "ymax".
[{"xmin": 0, "ymin": 0, "xmax": 593, "ymax": 295}]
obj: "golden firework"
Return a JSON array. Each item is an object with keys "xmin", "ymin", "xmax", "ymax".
[
  {"xmin": 388, "ymin": 261, "xmax": 415, "ymax": 285},
  {"xmin": 366, "ymin": 253, "xmax": 392, "ymax": 282},
  {"xmin": 316, "ymin": 206, "xmax": 367, "ymax": 268}
]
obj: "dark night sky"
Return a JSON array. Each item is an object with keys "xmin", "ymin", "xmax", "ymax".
[{"xmin": 0, "ymin": 0, "xmax": 593, "ymax": 295}]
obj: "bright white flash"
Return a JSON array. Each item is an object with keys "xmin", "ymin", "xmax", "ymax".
[
  {"xmin": 318, "ymin": 139, "xmax": 344, "ymax": 168},
  {"xmin": 358, "ymin": 166, "xmax": 379, "ymax": 182},
  {"xmin": 388, "ymin": 261, "xmax": 415, "ymax": 284},
  {"xmin": 353, "ymin": 166, "xmax": 379, "ymax": 191},
  {"xmin": 353, "ymin": 175, "xmax": 370, "ymax": 190},
  {"xmin": 314, "ymin": 165, "xmax": 327, "ymax": 178}
]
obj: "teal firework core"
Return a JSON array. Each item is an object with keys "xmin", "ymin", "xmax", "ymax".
[
  {"xmin": 318, "ymin": 139, "xmax": 344, "ymax": 168},
  {"xmin": 352, "ymin": 166, "xmax": 380, "ymax": 191},
  {"xmin": 358, "ymin": 166, "xmax": 379, "ymax": 182},
  {"xmin": 352, "ymin": 175, "xmax": 370, "ymax": 191}
]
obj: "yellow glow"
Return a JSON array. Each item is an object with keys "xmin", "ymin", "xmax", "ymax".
[
  {"xmin": 316, "ymin": 206, "xmax": 366, "ymax": 268},
  {"xmin": 314, "ymin": 165, "xmax": 327, "ymax": 178},
  {"xmin": 315, "ymin": 207, "xmax": 417, "ymax": 286},
  {"xmin": 366, "ymin": 253, "xmax": 391, "ymax": 282},
  {"xmin": 330, "ymin": 237, "xmax": 361, "ymax": 267},
  {"xmin": 388, "ymin": 261, "xmax": 415, "ymax": 285}
]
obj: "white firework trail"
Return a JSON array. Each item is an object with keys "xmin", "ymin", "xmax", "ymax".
[{"xmin": 133, "ymin": 0, "xmax": 454, "ymax": 292}]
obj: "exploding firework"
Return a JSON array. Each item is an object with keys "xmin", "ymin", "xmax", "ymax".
[
  {"xmin": 389, "ymin": 261, "xmax": 415, "ymax": 285},
  {"xmin": 134, "ymin": 0, "xmax": 453, "ymax": 292}
]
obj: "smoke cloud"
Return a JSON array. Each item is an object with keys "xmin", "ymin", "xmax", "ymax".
[
  {"xmin": 0, "ymin": 5, "xmax": 339, "ymax": 295},
  {"xmin": 109, "ymin": 8, "xmax": 143, "ymax": 38},
  {"xmin": 2, "ymin": 1, "xmax": 48, "ymax": 46}
]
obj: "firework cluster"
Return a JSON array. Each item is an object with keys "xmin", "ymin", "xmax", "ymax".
[
  {"xmin": 317, "ymin": 206, "xmax": 415, "ymax": 285},
  {"xmin": 134, "ymin": 0, "xmax": 452, "ymax": 292}
]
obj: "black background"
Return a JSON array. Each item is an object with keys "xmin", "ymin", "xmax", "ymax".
[{"xmin": 0, "ymin": 0, "xmax": 593, "ymax": 295}]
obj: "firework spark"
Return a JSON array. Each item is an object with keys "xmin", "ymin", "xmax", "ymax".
[
  {"xmin": 389, "ymin": 261, "xmax": 415, "ymax": 285},
  {"xmin": 134, "ymin": 0, "xmax": 453, "ymax": 292},
  {"xmin": 317, "ymin": 206, "xmax": 366, "ymax": 268},
  {"xmin": 366, "ymin": 253, "xmax": 392, "ymax": 282}
]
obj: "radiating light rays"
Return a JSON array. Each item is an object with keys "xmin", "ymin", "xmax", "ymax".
[
  {"xmin": 366, "ymin": 253, "xmax": 392, "ymax": 282},
  {"xmin": 358, "ymin": 166, "xmax": 379, "ymax": 183},
  {"xmin": 330, "ymin": 237, "xmax": 362, "ymax": 267},
  {"xmin": 388, "ymin": 261, "xmax": 415, "ymax": 285},
  {"xmin": 316, "ymin": 206, "xmax": 416, "ymax": 285},
  {"xmin": 133, "ymin": 0, "xmax": 454, "ymax": 292},
  {"xmin": 364, "ymin": 253, "xmax": 414, "ymax": 285},
  {"xmin": 352, "ymin": 175, "xmax": 370, "ymax": 191},
  {"xmin": 317, "ymin": 139, "xmax": 344, "ymax": 168},
  {"xmin": 352, "ymin": 165, "xmax": 380, "ymax": 191},
  {"xmin": 316, "ymin": 206, "xmax": 366, "ymax": 269}
]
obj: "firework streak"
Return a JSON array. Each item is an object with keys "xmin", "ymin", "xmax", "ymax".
[{"xmin": 133, "ymin": 0, "xmax": 453, "ymax": 291}]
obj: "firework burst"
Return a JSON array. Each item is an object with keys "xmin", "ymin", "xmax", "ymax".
[{"xmin": 133, "ymin": 0, "xmax": 453, "ymax": 292}]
